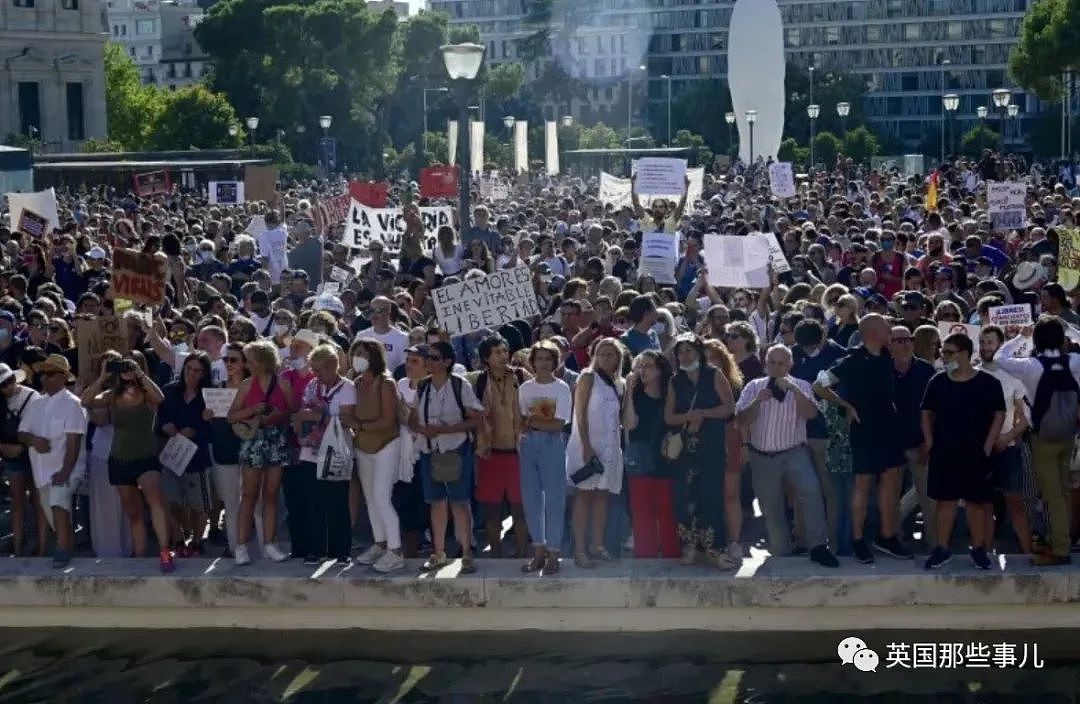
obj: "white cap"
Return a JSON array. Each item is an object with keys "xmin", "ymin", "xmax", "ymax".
[
  {"xmin": 0, "ymin": 363, "xmax": 26, "ymax": 386},
  {"xmin": 87, "ymin": 246, "xmax": 107, "ymax": 260},
  {"xmin": 313, "ymin": 295, "xmax": 344, "ymax": 316}
]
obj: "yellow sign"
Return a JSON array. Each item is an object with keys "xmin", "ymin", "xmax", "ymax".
[{"xmin": 1059, "ymin": 228, "xmax": 1080, "ymax": 290}]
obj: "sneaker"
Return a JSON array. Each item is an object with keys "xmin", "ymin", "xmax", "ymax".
[
  {"xmin": 373, "ymin": 550, "xmax": 406, "ymax": 574},
  {"xmin": 234, "ymin": 544, "xmax": 251, "ymax": 566},
  {"xmin": 873, "ymin": 535, "xmax": 914, "ymax": 560},
  {"xmin": 809, "ymin": 545, "xmax": 839, "ymax": 568},
  {"xmin": 160, "ymin": 550, "xmax": 176, "ymax": 574},
  {"xmin": 924, "ymin": 546, "xmax": 952, "ymax": 570},
  {"xmin": 970, "ymin": 547, "xmax": 992, "ymax": 570},
  {"xmin": 852, "ymin": 539, "xmax": 875, "ymax": 564},
  {"xmin": 709, "ymin": 550, "xmax": 738, "ymax": 570},
  {"xmin": 356, "ymin": 544, "xmax": 386, "ymax": 566},
  {"xmin": 302, "ymin": 554, "xmax": 321, "ymax": 566},
  {"xmin": 420, "ymin": 553, "xmax": 448, "ymax": 572},
  {"xmin": 52, "ymin": 550, "xmax": 70, "ymax": 569},
  {"xmin": 727, "ymin": 541, "xmax": 743, "ymax": 562},
  {"xmin": 264, "ymin": 543, "xmax": 288, "ymax": 563}
]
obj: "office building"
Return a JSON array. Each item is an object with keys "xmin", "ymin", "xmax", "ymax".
[{"xmin": 106, "ymin": 0, "xmax": 209, "ymax": 89}]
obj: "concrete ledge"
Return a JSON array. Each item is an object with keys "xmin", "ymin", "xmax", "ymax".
[{"xmin": 0, "ymin": 555, "xmax": 1077, "ymax": 631}]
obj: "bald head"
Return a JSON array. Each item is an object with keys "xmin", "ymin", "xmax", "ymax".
[
  {"xmin": 764, "ymin": 344, "xmax": 794, "ymax": 379},
  {"xmin": 859, "ymin": 313, "xmax": 890, "ymax": 349}
]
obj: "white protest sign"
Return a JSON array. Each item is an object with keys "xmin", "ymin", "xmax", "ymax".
[
  {"xmin": 345, "ymin": 201, "xmax": 453, "ymax": 251},
  {"xmin": 988, "ymin": 304, "xmax": 1033, "ymax": 328},
  {"xmin": 599, "ymin": 169, "xmax": 704, "ymax": 209},
  {"xmin": 768, "ymin": 162, "xmax": 796, "ymax": 199},
  {"xmin": 938, "ymin": 322, "xmax": 981, "ymax": 356},
  {"xmin": 320, "ymin": 281, "xmax": 341, "ymax": 296},
  {"xmin": 631, "ymin": 157, "xmax": 688, "ymax": 196},
  {"xmin": 432, "ymin": 265, "xmax": 541, "ymax": 335},
  {"xmin": 201, "ymin": 388, "xmax": 238, "ymax": 418},
  {"xmin": 159, "ymin": 433, "xmax": 199, "ymax": 476},
  {"xmin": 208, "ymin": 181, "xmax": 245, "ymax": 205},
  {"xmin": 703, "ymin": 234, "xmax": 770, "ymax": 289},
  {"xmin": 245, "ymin": 215, "xmax": 267, "ymax": 236},
  {"xmin": 764, "ymin": 232, "xmax": 791, "ymax": 274},
  {"xmin": 639, "ymin": 232, "xmax": 678, "ymax": 285},
  {"xmin": 330, "ymin": 265, "xmax": 351, "ymax": 284},
  {"xmin": 987, "ymin": 181, "xmax": 1025, "ymax": 231},
  {"xmin": 5, "ymin": 189, "xmax": 60, "ymax": 235}
]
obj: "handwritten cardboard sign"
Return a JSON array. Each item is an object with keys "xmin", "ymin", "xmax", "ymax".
[
  {"xmin": 75, "ymin": 315, "xmax": 129, "ymax": 381},
  {"xmin": 432, "ymin": 265, "xmax": 541, "ymax": 335},
  {"xmin": 16, "ymin": 208, "xmax": 48, "ymax": 238},
  {"xmin": 133, "ymin": 170, "xmax": 171, "ymax": 197},
  {"xmin": 201, "ymin": 388, "xmax": 238, "ymax": 418},
  {"xmin": 112, "ymin": 248, "xmax": 167, "ymax": 307}
]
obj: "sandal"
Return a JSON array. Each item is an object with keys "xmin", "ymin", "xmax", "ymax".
[
  {"xmin": 460, "ymin": 556, "xmax": 477, "ymax": 574},
  {"xmin": 591, "ymin": 546, "xmax": 614, "ymax": 562},
  {"xmin": 542, "ymin": 553, "xmax": 560, "ymax": 575},
  {"xmin": 420, "ymin": 553, "xmax": 448, "ymax": 572},
  {"xmin": 521, "ymin": 550, "xmax": 546, "ymax": 574},
  {"xmin": 574, "ymin": 553, "xmax": 595, "ymax": 569}
]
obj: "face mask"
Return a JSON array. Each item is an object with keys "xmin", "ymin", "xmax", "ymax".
[
  {"xmin": 651, "ymin": 323, "xmax": 665, "ymax": 336},
  {"xmin": 272, "ymin": 324, "xmax": 289, "ymax": 337},
  {"xmin": 197, "ymin": 250, "xmax": 213, "ymax": 263},
  {"xmin": 880, "ymin": 240, "xmax": 895, "ymax": 251},
  {"xmin": 680, "ymin": 361, "xmax": 700, "ymax": 373},
  {"xmin": 291, "ymin": 357, "xmax": 306, "ymax": 371},
  {"xmin": 353, "ymin": 356, "xmax": 369, "ymax": 374},
  {"xmin": 945, "ymin": 360, "xmax": 959, "ymax": 373}
]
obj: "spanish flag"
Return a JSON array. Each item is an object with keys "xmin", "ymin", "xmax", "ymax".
[{"xmin": 925, "ymin": 170, "xmax": 939, "ymax": 212}]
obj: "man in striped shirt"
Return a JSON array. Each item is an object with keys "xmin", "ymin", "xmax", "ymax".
[{"xmin": 736, "ymin": 345, "xmax": 839, "ymax": 568}]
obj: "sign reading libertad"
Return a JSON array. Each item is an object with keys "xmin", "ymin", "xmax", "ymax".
[{"xmin": 432, "ymin": 266, "xmax": 541, "ymax": 335}]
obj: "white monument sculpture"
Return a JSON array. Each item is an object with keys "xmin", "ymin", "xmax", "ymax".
[{"xmin": 727, "ymin": 0, "xmax": 785, "ymax": 164}]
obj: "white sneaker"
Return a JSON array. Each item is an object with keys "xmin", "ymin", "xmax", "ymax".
[
  {"xmin": 234, "ymin": 544, "xmax": 251, "ymax": 566},
  {"xmin": 355, "ymin": 544, "xmax": 385, "ymax": 566},
  {"xmin": 372, "ymin": 550, "xmax": 406, "ymax": 573},
  {"xmin": 264, "ymin": 543, "xmax": 288, "ymax": 563}
]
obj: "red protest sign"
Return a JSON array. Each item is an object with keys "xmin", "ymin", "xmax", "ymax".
[
  {"xmin": 133, "ymin": 170, "xmax": 171, "ymax": 197},
  {"xmin": 420, "ymin": 166, "xmax": 459, "ymax": 199},
  {"xmin": 349, "ymin": 181, "xmax": 388, "ymax": 207},
  {"xmin": 112, "ymin": 248, "xmax": 167, "ymax": 306}
]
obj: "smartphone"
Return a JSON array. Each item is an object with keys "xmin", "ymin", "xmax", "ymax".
[{"xmin": 106, "ymin": 360, "xmax": 124, "ymax": 375}]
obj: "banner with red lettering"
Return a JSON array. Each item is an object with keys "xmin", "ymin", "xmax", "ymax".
[
  {"xmin": 133, "ymin": 170, "xmax": 171, "ymax": 197},
  {"xmin": 112, "ymin": 248, "xmax": 167, "ymax": 306},
  {"xmin": 349, "ymin": 181, "xmax": 388, "ymax": 207},
  {"xmin": 420, "ymin": 166, "xmax": 458, "ymax": 199},
  {"xmin": 312, "ymin": 192, "xmax": 351, "ymax": 234}
]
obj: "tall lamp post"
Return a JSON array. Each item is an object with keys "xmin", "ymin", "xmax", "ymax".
[
  {"xmin": 659, "ymin": 73, "xmax": 673, "ymax": 145},
  {"xmin": 1007, "ymin": 103, "xmax": 1019, "ymax": 146},
  {"xmin": 943, "ymin": 93, "xmax": 959, "ymax": 158},
  {"xmin": 422, "ymin": 87, "xmax": 449, "ymax": 156},
  {"xmin": 725, "ymin": 111, "xmax": 735, "ymax": 155},
  {"xmin": 976, "ymin": 105, "xmax": 988, "ymax": 153},
  {"xmin": 940, "ymin": 58, "xmax": 951, "ymax": 164},
  {"xmin": 807, "ymin": 103, "xmax": 820, "ymax": 170},
  {"xmin": 440, "ymin": 42, "xmax": 486, "ymax": 234},
  {"xmin": 626, "ymin": 64, "xmax": 646, "ymax": 145},
  {"xmin": 294, "ymin": 124, "xmax": 306, "ymax": 163},
  {"xmin": 318, "ymin": 115, "xmax": 333, "ymax": 172},
  {"xmin": 745, "ymin": 109, "xmax": 757, "ymax": 166},
  {"xmin": 992, "ymin": 88, "xmax": 1011, "ymax": 153},
  {"xmin": 561, "ymin": 115, "xmax": 573, "ymax": 128},
  {"xmin": 245, "ymin": 116, "xmax": 259, "ymax": 157},
  {"xmin": 836, "ymin": 101, "xmax": 850, "ymax": 136}
]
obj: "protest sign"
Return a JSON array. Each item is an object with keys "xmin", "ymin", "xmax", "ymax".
[
  {"xmin": 988, "ymin": 304, "xmax": 1033, "ymax": 328},
  {"xmin": 420, "ymin": 165, "xmax": 459, "ymax": 199},
  {"xmin": 938, "ymin": 322, "xmax": 980, "ymax": 355},
  {"xmin": 703, "ymin": 234, "xmax": 770, "ymax": 288},
  {"xmin": 987, "ymin": 181, "xmax": 1025, "ymax": 231},
  {"xmin": 639, "ymin": 232, "xmax": 678, "ymax": 285},
  {"xmin": 330, "ymin": 265, "xmax": 352, "ymax": 284},
  {"xmin": 244, "ymin": 165, "xmax": 278, "ymax": 204},
  {"xmin": 432, "ymin": 265, "xmax": 541, "ymax": 335},
  {"xmin": 208, "ymin": 181, "xmax": 245, "ymax": 205},
  {"xmin": 346, "ymin": 202, "xmax": 453, "ymax": 251},
  {"xmin": 1058, "ymin": 228, "xmax": 1080, "ymax": 290},
  {"xmin": 112, "ymin": 248, "xmax": 167, "ymax": 306},
  {"xmin": 599, "ymin": 169, "xmax": 705, "ymax": 210},
  {"xmin": 768, "ymin": 162, "xmax": 796, "ymax": 199},
  {"xmin": 632, "ymin": 157, "xmax": 687, "ymax": 195},
  {"xmin": 349, "ymin": 181, "xmax": 389, "ymax": 207},
  {"xmin": 201, "ymin": 388, "xmax": 238, "ymax": 419},
  {"xmin": 16, "ymin": 208, "xmax": 48, "ymax": 238},
  {"xmin": 319, "ymin": 281, "xmax": 341, "ymax": 296},
  {"xmin": 75, "ymin": 315, "xmax": 129, "ymax": 381},
  {"xmin": 764, "ymin": 232, "xmax": 791, "ymax": 274},
  {"xmin": 159, "ymin": 434, "xmax": 198, "ymax": 477},
  {"xmin": 133, "ymin": 170, "xmax": 171, "ymax": 197},
  {"xmin": 245, "ymin": 215, "xmax": 267, "ymax": 237},
  {"xmin": 5, "ymin": 189, "xmax": 59, "ymax": 236},
  {"xmin": 313, "ymin": 192, "xmax": 351, "ymax": 234}
]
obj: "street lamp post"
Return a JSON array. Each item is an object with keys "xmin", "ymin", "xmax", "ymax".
[
  {"xmin": 725, "ymin": 111, "xmax": 735, "ymax": 155},
  {"xmin": 940, "ymin": 58, "xmax": 951, "ymax": 164},
  {"xmin": 626, "ymin": 64, "xmax": 646, "ymax": 145},
  {"xmin": 422, "ymin": 87, "xmax": 449, "ymax": 156},
  {"xmin": 440, "ymin": 42, "xmax": 486, "ymax": 234},
  {"xmin": 245, "ymin": 116, "xmax": 259, "ymax": 157},
  {"xmin": 294, "ymin": 124, "xmax": 306, "ymax": 163},
  {"xmin": 807, "ymin": 103, "xmax": 820, "ymax": 171},
  {"xmin": 318, "ymin": 115, "xmax": 333, "ymax": 172},
  {"xmin": 836, "ymin": 101, "xmax": 850, "ymax": 136},
  {"xmin": 503, "ymin": 115, "xmax": 515, "ymax": 132},
  {"xmin": 992, "ymin": 88, "xmax": 1011, "ymax": 153},
  {"xmin": 1007, "ymin": 103, "xmax": 1019, "ymax": 146},
  {"xmin": 561, "ymin": 115, "xmax": 573, "ymax": 128},
  {"xmin": 943, "ymin": 93, "xmax": 959, "ymax": 157},
  {"xmin": 976, "ymin": 105, "xmax": 988, "ymax": 153},
  {"xmin": 745, "ymin": 109, "xmax": 757, "ymax": 166},
  {"xmin": 659, "ymin": 74, "xmax": 673, "ymax": 145}
]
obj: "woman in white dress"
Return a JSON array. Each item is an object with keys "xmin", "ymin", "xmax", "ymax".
[{"xmin": 565, "ymin": 337, "xmax": 626, "ymax": 568}]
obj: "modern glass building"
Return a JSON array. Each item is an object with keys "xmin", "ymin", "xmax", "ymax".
[{"xmin": 429, "ymin": 0, "xmax": 1035, "ymax": 149}]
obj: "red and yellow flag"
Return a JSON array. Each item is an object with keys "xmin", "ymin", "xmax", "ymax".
[{"xmin": 925, "ymin": 170, "xmax": 939, "ymax": 212}]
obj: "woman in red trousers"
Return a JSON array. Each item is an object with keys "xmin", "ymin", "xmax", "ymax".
[{"xmin": 623, "ymin": 350, "xmax": 679, "ymax": 558}]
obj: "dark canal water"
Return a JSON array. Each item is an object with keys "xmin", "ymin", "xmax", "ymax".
[{"xmin": 0, "ymin": 628, "xmax": 1077, "ymax": 703}]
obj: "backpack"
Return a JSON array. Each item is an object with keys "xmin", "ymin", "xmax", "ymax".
[
  {"xmin": 1031, "ymin": 356, "xmax": 1080, "ymax": 441},
  {"xmin": 418, "ymin": 374, "xmax": 471, "ymax": 444},
  {"xmin": 1, "ymin": 390, "xmax": 31, "ymax": 446},
  {"xmin": 474, "ymin": 367, "xmax": 526, "ymax": 403}
]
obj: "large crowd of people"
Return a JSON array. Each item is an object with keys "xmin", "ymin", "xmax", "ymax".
[{"xmin": 1, "ymin": 147, "xmax": 1078, "ymax": 575}]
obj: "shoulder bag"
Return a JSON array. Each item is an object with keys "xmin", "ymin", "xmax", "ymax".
[
  {"xmin": 661, "ymin": 382, "xmax": 698, "ymax": 463},
  {"xmin": 232, "ymin": 375, "xmax": 277, "ymax": 440},
  {"xmin": 423, "ymin": 376, "xmax": 465, "ymax": 483}
]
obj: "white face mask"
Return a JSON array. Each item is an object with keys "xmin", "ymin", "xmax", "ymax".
[
  {"xmin": 353, "ymin": 356, "xmax": 369, "ymax": 374},
  {"xmin": 680, "ymin": 360, "xmax": 700, "ymax": 372},
  {"xmin": 197, "ymin": 250, "xmax": 213, "ymax": 263},
  {"xmin": 945, "ymin": 360, "xmax": 959, "ymax": 373},
  {"xmin": 651, "ymin": 323, "xmax": 665, "ymax": 336},
  {"xmin": 291, "ymin": 357, "xmax": 306, "ymax": 371},
  {"xmin": 272, "ymin": 324, "xmax": 289, "ymax": 338}
]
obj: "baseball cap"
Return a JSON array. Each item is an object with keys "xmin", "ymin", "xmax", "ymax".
[
  {"xmin": 0, "ymin": 363, "xmax": 25, "ymax": 386},
  {"xmin": 87, "ymin": 246, "xmax": 107, "ymax": 260}
]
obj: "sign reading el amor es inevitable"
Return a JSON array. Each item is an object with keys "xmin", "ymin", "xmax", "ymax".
[{"xmin": 433, "ymin": 265, "xmax": 541, "ymax": 335}]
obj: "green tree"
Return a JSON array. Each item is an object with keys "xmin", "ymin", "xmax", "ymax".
[
  {"xmin": 104, "ymin": 41, "xmax": 165, "ymax": 149},
  {"xmin": 579, "ymin": 122, "xmax": 621, "ymax": 149},
  {"xmin": 813, "ymin": 131, "xmax": 842, "ymax": 167},
  {"xmin": 777, "ymin": 137, "xmax": 800, "ymax": 164},
  {"xmin": 841, "ymin": 125, "xmax": 881, "ymax": 164},
  {"xmin": 669, "ymin": 80, "xmax": 733, "ymax": 154},
  {"xmin": 784, "ymin": 65, "xmax": 867, "ymax": 146},
  {"xmin": 148, "ymin": 85, "xmax": 244, "ymax": 150},
  {"xmin": 1009, "ymin": 0, "xmax": 1080, "ymax": 100},
  {"xmin": 672, "ymin": 129, "xmax": 713, "ymax": 168},
  {"xmin": 81, "ymin": 138, "xmax": 125, "ymax": 153},
  {"xmin": 422, "ymin": 131, "xmax": 450, "ymax": 164},
  {"xmin": 960, "ymin": 124, "xmax": 1002, "ymax": 157},
  {"xmin": 486, "ymin": 63, "xmax": 525, "ymax": 103}
]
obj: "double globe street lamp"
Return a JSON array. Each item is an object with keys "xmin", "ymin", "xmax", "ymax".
[
  {"xmin": 807, "ymin": 103, "xmax": 820, "ymax": 170},
  {"xmin": 992, "ymin": 88, "xmax": 1011, "ymax": 152},
  {"xmin": 440, "ymin": 42, "xmax": 486, "ymax": 231},
  {"xmin": 943, "ymin": 93, "xmax": 959, "ymax": 158}
]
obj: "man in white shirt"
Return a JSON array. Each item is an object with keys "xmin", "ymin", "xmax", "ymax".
[
  {"xmin": 357, "ymin": 296, "xmax": 409, "ymax": 370},
  {"xmin": 256, "ymin": 210, "xmax": 290, "ymax": 285},
  {"xmin": 18, "ymin": 355, "xmax": 87, "ymax": 568},
  {"xmin": 736, "ymin": 345, "xmax": 838, "ymax": 568}
]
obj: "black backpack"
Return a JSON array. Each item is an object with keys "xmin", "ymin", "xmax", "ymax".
[{"xmin": 1031, "ymin": 356, "xmax": 1080, "ymax": 441}]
